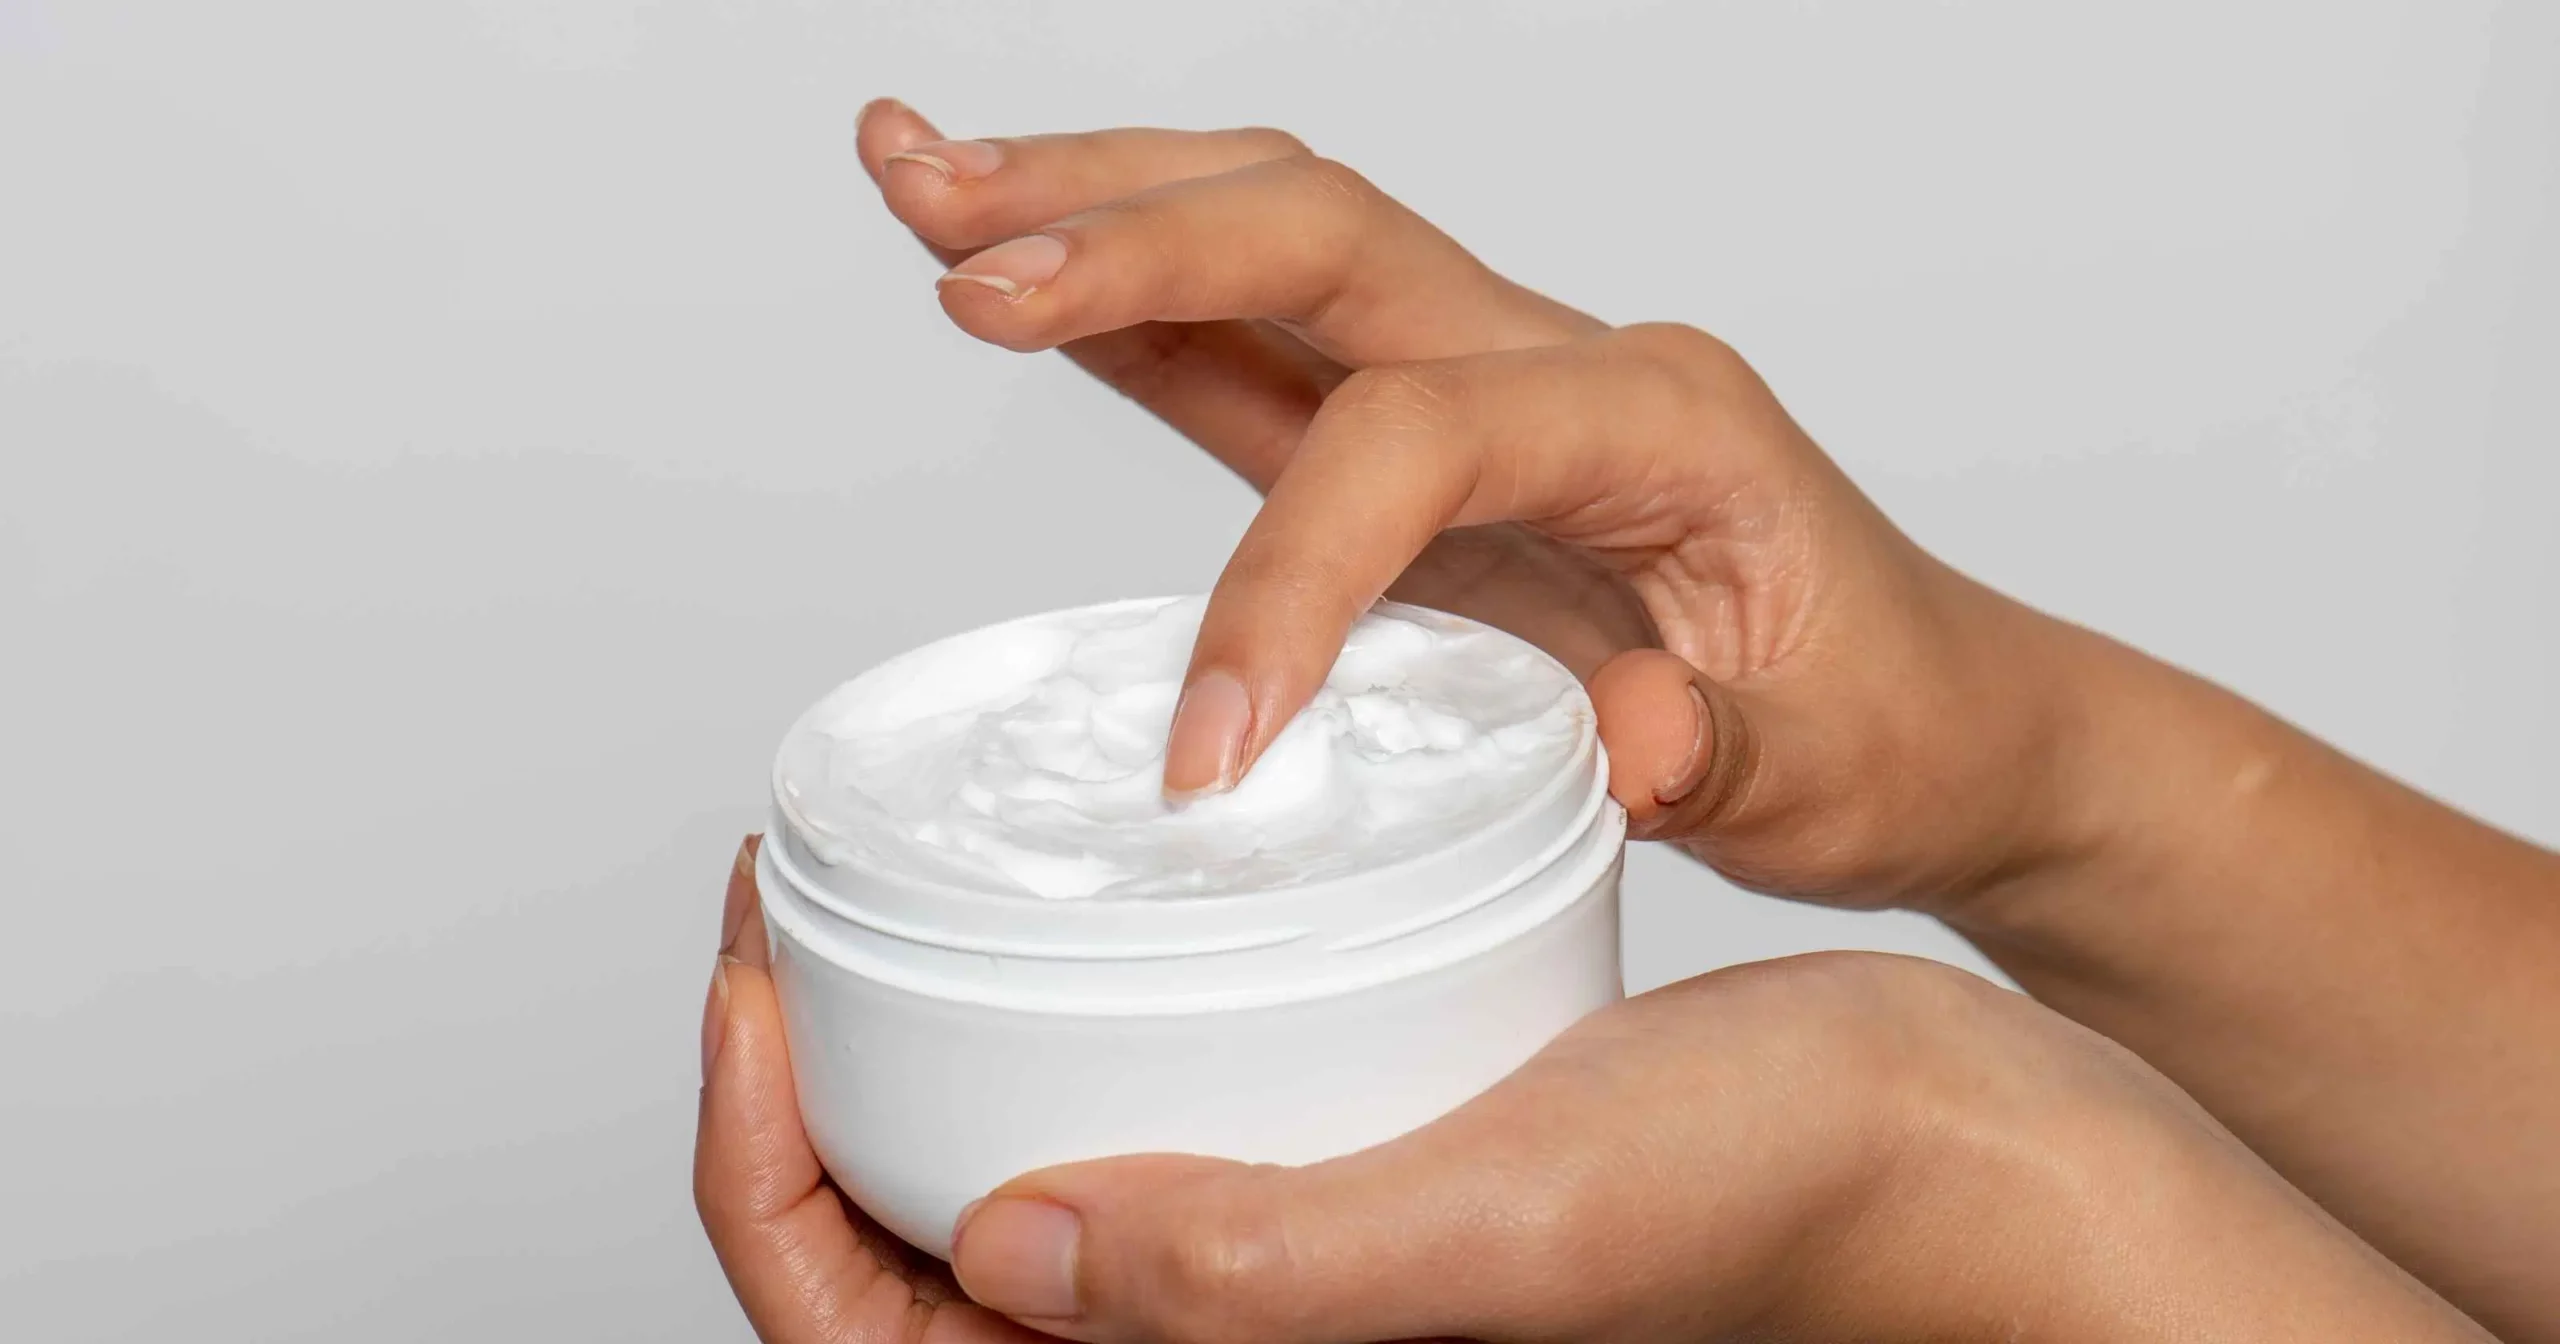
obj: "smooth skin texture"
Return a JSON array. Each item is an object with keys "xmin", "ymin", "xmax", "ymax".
[
  {"xmin": 697, "ymin": 100, "xmax": 2560, "ymax": 1340},
  {"xmin": 701, "ymin": 836, "xmax": 2484, "ymax": 1344}
]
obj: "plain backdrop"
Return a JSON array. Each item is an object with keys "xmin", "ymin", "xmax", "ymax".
[{"xmin": 3, "ymin": 1, "xmax": 2554, "ymax": 1339}]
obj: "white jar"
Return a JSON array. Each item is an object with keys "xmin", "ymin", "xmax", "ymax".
[{"xmin": 756, "ymin": 599, "xmax": 1626, "ymax": 1258}]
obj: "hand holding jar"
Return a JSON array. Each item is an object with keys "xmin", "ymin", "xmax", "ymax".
[{"xmin": 699, "ymin": 838, "xmax": 2473, "ymax": 1343}]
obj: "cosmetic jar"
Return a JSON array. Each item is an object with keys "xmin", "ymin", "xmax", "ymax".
[{"xmin": 756, "ymin": 597, "xmax": 1625, "ymax": 1257}]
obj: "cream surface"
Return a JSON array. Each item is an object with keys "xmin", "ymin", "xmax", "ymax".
[{"xmin": 777, "ymin": 597, "xmax": 1588, "ymax": 900}]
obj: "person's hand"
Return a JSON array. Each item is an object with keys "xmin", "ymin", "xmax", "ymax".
[
  {"xmin": 843, "ymin": 105, "xmax": 2560, "ymax": 1338},
  {"xmin": 696, "ymin": 836, "xmax": 1049, "ymax": 1344},
  {"xmin": 699, "ymin": 837, "xmax": 2482, "ymax": 1343},
  {"xmin": 852, "ymin": 99, "xmax": 2102, "ymax": 913}
]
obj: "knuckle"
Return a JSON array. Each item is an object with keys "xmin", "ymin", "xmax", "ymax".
[
  {"xmin": 1266, "ymin": 156, "xmax": 1386, "ymax": 325},
  {"xmin": 1792, "ymin": 947, "xmax": 1962, "ymax": 1002},
  {"xmin": 1749, "ymin": 951, "xmax": 2001, "ymax": 1056},
  {"xmin": 1502, "ymin": 1166, "xmax": 1607, "ymax": 1273},
  {"xmin": 1235, "ymin": 125, "xmax": 1313, "ymax": 159},
  {"xmin": 1331, "ymin": 362, "xmax": 1463, "ymax": 428},
  {"xmin": 1617, "ymin": 320, "xmax": 1744, "ymax": 385},
  {"xmin": 1291, "ymin": 154, "xmax": 1382, "ymax": 212},
  {"xmin": 1141, "ymin": 1182, "xmax": 1301, "ymax": 1344},
  {"xmin": 1311, "ymin": 364, "xmax": 1478, "ymax": 508}
]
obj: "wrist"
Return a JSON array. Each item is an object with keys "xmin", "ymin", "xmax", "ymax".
[
  {"xmin": 1845, "ymin": 985, "xmax": 2489, "ymax": 1342},
  {"xmin": 1875, "ymin": 566, "xmax": 2135, "ymax": 918},
  {"xmin": 1926, "ymin": 591, "xmax": 2291, "ymax": 943},
  {"xmin": 1897, "ymin": 545, "xmax": 2327, "ymax": 938}
]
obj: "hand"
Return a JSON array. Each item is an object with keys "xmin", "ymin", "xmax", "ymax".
[
  {"xmin": 847, "ymin": 105, "xmax": 2560, "ymax": 1339},
  {"xmin": 852, "ymin": 99, "xmax": 2097, "ymax": 912},
  {"xmin": 696, "ymin": 836, "xmax": 1048, "ymax": 1344},
  {"xmin": 699, "ymin": 838, "xmax": 2481, "ymax": 1343}
]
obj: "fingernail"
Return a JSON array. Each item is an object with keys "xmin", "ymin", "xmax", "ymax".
[
  {"xmin": 719, "ymin": 835, "xmax": 757, "ymax": 953},
  {"xmin": 952, "ymin": 1197, "xmax": 1081, "ymax": 1320},
  {"xmin": 1163, "ymin": 670, "xmax": 1252, "ymax": 800},
  {"xmin": 884, "ymin": 138, "xmax": 1003, "ymax": 182},
  {"xmin": 1655, "ymin": 684, "xmax": 1716, "ymax": 805},
  {"xmin": 700, "ymin": 955, "xmax": 737, "ymax": 1083},
  {"xmin": 938, "ymin": 233, "xmax": 1067, "ymax": 300}
]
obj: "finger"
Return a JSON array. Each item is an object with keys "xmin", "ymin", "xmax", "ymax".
[
  {"xmin": 936, "ymin": 154, "xmax": 1603, "ymax": 368},
  {"xmin": 945, "ymin": 997, "xmax": 1814, "ymax": 1344},
  {"xmin": 947, "ymin": 1130, "xmax": 1565, "ymax": 1343},
  {"xmin": 719, "ymin": 834, "xmax": 768, "ymax": 969},
  {"xmin": 696, "ymin": 954, "xmax": 1042, "ymax": 1344},
  {"xmin": 1590, "ymin": 648, "xmax": 1769, "ymax": 839},
  {"xmin": 856, "ymin": 99, "xmax": 1333, "ymax": 490},
  {"xmin": 856, "ymin": 98, "xmax": 967, "ymax": 267},
  {"xmin": 876, "ymin": 122, "xmax": 1312, "ymax": 254},
  {"xmin": 1165, "ymin": 323, "xmax": 1756, "ymax": 796}
]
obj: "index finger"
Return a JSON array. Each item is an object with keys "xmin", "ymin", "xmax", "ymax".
[
  {"xmin": 855, "ymin": 98, "xmax": 1313, "ymax": 264},
  {"xmin": 1165, "ymin": 325, "xmax": 1724, "ymax": 796}
]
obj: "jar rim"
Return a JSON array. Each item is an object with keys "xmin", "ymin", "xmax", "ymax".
[
  {"xmin": 759, "ymin": 597, "xmax": 1624, "ymax": 1011},
  {"xmin": 770, "ymin": 596, "xmax": 1600, "ymax": 910}
]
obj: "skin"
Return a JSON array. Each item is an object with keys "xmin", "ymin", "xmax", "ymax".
[
  {"xmin": 696, "ymin": 100, "xmax": 2560, "ymax": 1340},
  {"xmin": 701, "ymin": 837, "xmax": 2485, "ymax": 1344}
]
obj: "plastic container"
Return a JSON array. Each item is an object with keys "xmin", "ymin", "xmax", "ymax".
[{"xmin": 756, "ymin": 602, "xmax": 1627, "ymax": 1258}]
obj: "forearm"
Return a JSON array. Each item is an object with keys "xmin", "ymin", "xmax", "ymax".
[{"xmin": 1945, "ymin": 613, "xmax": 2560, "ymax": 1340}]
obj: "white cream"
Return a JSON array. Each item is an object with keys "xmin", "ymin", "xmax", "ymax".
[{"xmin": 777, "ymin": 597, "xmax": 1588, "ymax": 900}]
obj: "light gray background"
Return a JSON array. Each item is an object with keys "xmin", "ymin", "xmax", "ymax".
[{"xmin": 4, "ymin": 1, "xmax": 2553, "ymax": 1339}]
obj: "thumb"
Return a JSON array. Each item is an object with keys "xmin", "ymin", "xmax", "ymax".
[
  {"xmin": 1591, "ymin": 647, "xmax": 1776, "ymax": 845},
  {"xmin": 947, "ymin": 1135, "xmax": 1579, "ymax": 1344}
]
